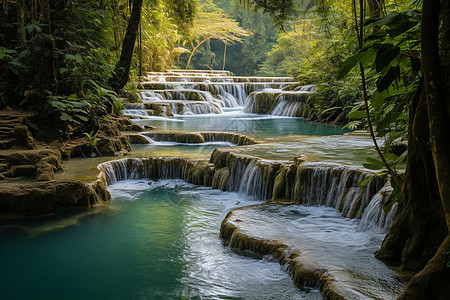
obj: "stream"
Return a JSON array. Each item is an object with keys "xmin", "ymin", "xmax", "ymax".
[{"xmin": 0, "ymin": 70, "xmax": 406, "ymax": 299}]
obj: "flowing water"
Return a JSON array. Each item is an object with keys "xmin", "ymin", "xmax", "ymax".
[
  {"xmin": 0, "ymin": 180, "xmax": 320, "ymax": 300},
  {"xmin": 226, "ymin": 204, "xmax": 408, "ymax": 299},
  {"xmin": 131, "ymin": 110, "xmax": 350, "ymax": 139},
  {"xmin": 1, "ymin": 70, "xmax": 404, "ymax": 299}
]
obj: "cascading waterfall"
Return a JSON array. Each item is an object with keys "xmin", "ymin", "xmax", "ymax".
[
  {"xmin": 270, "ymin": 91, "xmax": 310, "ymax": 117},
  {"xmin": 358, "ymin": 184, "xmax": 398, "ymax": 232},
  {"xmin": 169, "ymin": 102, "xmax": 222, "ymax": 115},
  {"xmin": 98, "ymin": 155, "xmax": 395, "ymax": 233},
  {"xmin": 291, "ymin": 162, "xmax": 396, "ymax": 232},
  {"xmin": 243, "ymin": 88, "xmax": 315, "ymax": 116},
  {"xmin": 140, "ymin": 91, "xmax": 165, "ymax": 101},
  {"xmin": 123, "ymin": 104, "xmax": 149, "ymax": 117},
  {"xmin": 299, "ymin": 84, "xmax": 318, "ymax": 92},
  {"xmin": 138, "ymin": 72, "xmax": 298, "ymax": 112},
  {"xmin": 271, "ymin": 96, "xmax": 301, "ymax": 117}
]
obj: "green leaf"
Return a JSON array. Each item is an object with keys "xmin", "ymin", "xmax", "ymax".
[
  {"xmin": 60, "ymin": 113, "xmax": 74, "ymax": 122},
  {"xmin": 383, "ymin": 152, "xmax": 399, "ymax": 162},
  {"xmin": 59, "ymin": 67, "xmax": 69, "ymax": 74},
  {"xmin": 377, "ymin": 66, "xmax": 400, "ymax": 92},
  {"xmin": 347, "ymin": 110, "xmax": 367, "ymax": 120},
  {"xmin": 69, "ymin": 101, "xmax": 88, "ymax": 108},
  {"xmin": 49, "ymin": 101, "xmax": 67, "ymax": 110},
  {"xmin": 359, "ymin": 175, "xmax": 374, "ymax": 187},
  {"xmin": 376, "ymin": 111, "xmax": 402, "ymax": 133},
  {"xmin": 363, "ymin": 163, "xmax": 384, "ymax": 170},
  {"xmin": 387, "ymin": 21, "xmax": 417, "ymax": 38},
  {"xmin": 74, "ymin": 53, "xmax": 83, "ymax": 63},
  {"xmin": 375, "ymin": 46, "xmax": 400, "ymax": 72},
  {"xmin": 364, "ymin": 31, "xmax": 388, "ymax": 41},
  {"xmin": 336, "ymin": 55, "xmax": 359, "ymax": 80},
  {"xmin": 373, "ymin": 13, "xmax": 401, "ymax": 26},
  {"xmin": 371, "ymin": 90, "xmax": 386, "ymax": 110},
  {"xmin": 337, "ymin": 49, "xmax": 377, "ymax": 80},
  {"xmin": 75, "ymin": 114, "xmax": 89, "ymax": 122},
  {"xmin": 363, "ymin": 157, "xmax": 386, "ymax": 170},
  {"xmin": 71, "ymin": 108, "xmax": 88, "ymax": 114}
]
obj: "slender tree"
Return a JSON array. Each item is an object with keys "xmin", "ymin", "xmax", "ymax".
[{"xmin": 109, "ymin": 0, "xmax": 143, "ymax": 91}]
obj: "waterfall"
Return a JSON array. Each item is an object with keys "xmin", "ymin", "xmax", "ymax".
[
  {"xmin": 243, "ymin": 93, "xmax": 257, "ymax": 113},
  {"xmin": 271, "ymin": 92, "xmax": 310, "ymax": 117},
  {"xmin": 98, "ymin": 157, "xmax": 209, "ymax": 186},
  {"xmin": 137, "ymin": 133, "xmax": 155, "ymax": 144},
  {"xmin": 299, "ymin": 85, "xmax": 317, "ymax": 92},
  {"xmin": 140, "ymin": 91, "xmax": 165, "ymax": 101},
  {"xmin": 211, "ymin": 150, "xmax": 281, "ymax": 200},
  {"xmin": 170, "ymin": 102, "xmax": 222, "ymax": 115},
  {"xmin": 243, "ymin": 89, "xmax": 311, "ymax": 116},
  {"xmin": 173, "ymin": 91, "xmax": 187, "ymax": 100},
  {"xmin": 271, "ymin": 97, "xmax": 302, "ymax": 117},
  {"xmin": 99, "ymin": 154, "xmax": 395, "ymax": 232},
  {"xmin": 123, "ymin": 103, "xmax": 149, "ymax": 117},
  {"xmin": 291, "ymin": 162, "xmax": 393, "ymax": 232},
  {"xmin": 358, "ymin": 184, "xmax": 398, "ymax": 232}
]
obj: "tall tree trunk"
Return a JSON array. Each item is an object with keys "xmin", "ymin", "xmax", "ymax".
[
  {"xmin": 377, "ymin": 0, "xmax": 450, "ymax": 297},
  {"xmin": 375, "ymin": 80, "xmax": 447, "ymax": 270},
  {"xmin": 367, "ymin": 0, "xmax": 384, "ymax": 18},
  {"xmin": 139, "ymin": 19, "xmax": 142, "ymax": 78},
  {"xmin": 41, "ymin": 0, "xmax": 51, "ymax": 33},
  {"xmin": 222, "ymin": 43, "xmax": 227, "ymax": 71},
  {"xmin": 109, "ymin": 0, "xmax": 143, "ymax": 91},
  {"xmin": 38, "ymin": 0, "xmax": 58, "ymax": 95},
  {"xmin": 422, "ymin": 0, "xmax": 450, "ymax": 231},
  {"xmin": 16, "ymin": 0, "xmax": 26, "ymax": 46}
]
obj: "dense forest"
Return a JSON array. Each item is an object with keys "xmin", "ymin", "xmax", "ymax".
[{"xmin": 1, "ymin": 0, "xmax": 449, "ymax": 298}]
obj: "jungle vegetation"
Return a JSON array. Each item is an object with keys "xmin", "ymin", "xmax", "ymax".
[{"xmin": 1, "ymin": 0, "xmax": 449, "ymax": 298}]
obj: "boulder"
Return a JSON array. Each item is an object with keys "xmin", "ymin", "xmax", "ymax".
[
  {"xmin": 8, "ymin": 165, "xmax": 36, "ymax": 177},
  {"xmin": 96, "ymin": 136, "xmax": 131, "ymax": 156},
  {"xmin": 14, "ymin": 125, "xmax": 35, "ymax": 149},
  {"xmin": 8, "ymin": 149, "xmax": 61, "ymax": 166},
  {"xmin": 35, "ymin": 162, "xmax": 56, "ymax": 181},
  {"xmin": 0, "ymin": 179, "xmax": 111, "ymax": 216},
  {"xmin": 127, "ymin": 134, "xmax": 150, "ymax": 144}
]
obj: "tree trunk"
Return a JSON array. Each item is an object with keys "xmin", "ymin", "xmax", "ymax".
[
  {"xmin": 422, "ymin": 0, "xmax": 450, "ymax": 231},
  {"xmin": 377, "ymin": 0, "xmax": 450, "ymax": 296},
  {"xmin": 41, "ymin": 0, "xmax": 51, "ymax": 33},
  {"xmin": 222, "ymin": 43, "xmax": 227, "ymax": 71},
  {"xmin": 367, "ymin": 0, "xmax": 384, "ymax": 18},
  {"xmin": 109, "ymin": 0, "xmax": 143, "ymax": 91},
  {"xmin": 186, "ymin": 37, "xmax": 208, "ymax": 69},
  {"xmin": 38, "ymin": 0, "xmax": 58, "ymax": 96},
  {"xmin": 397, "ymin": 234, "xmax": 450, "ymax": 299},
  {"xmin": 16, "ymin": 0, "xmax": 26, "ymax": 46},
  {"xmin": 375, "ymin": 81, "xmax": 447, "ymax": 270}
]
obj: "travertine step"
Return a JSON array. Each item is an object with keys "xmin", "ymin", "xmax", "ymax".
[{"xmin": 0, "ymin": 138, "xmax": 15, "ymax": 150}]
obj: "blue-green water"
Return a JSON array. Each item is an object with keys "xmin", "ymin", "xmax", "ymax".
[
  {"xmin": 132, "ymin": 110, "xmax": 349, "ymax": 139},
  {"xmin": 0, "ymin": 180, "xmax": 320, "ymax": 299}
]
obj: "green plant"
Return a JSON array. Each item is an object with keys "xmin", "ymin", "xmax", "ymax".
[
  {"xmin": 83, "ymin": 130, "xmax": 98, "ymax": 147},
  {"xmin": 119, "ymin": 83, "xmax": 140, "ymax": 103},
  {"xmin": 83, "ymin": 130, "xmax": 101, "ymax": 157},
  {"xmin": 47, "ymin": 94, "xmax": 90, "ymax": 124},
  {"xmin": 81, "ymin": 79, "xmax": 119, "ymax": 120},
  {"xmin": 336, "ymin": 10, "xmax": 421, "ymax": 196}
]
